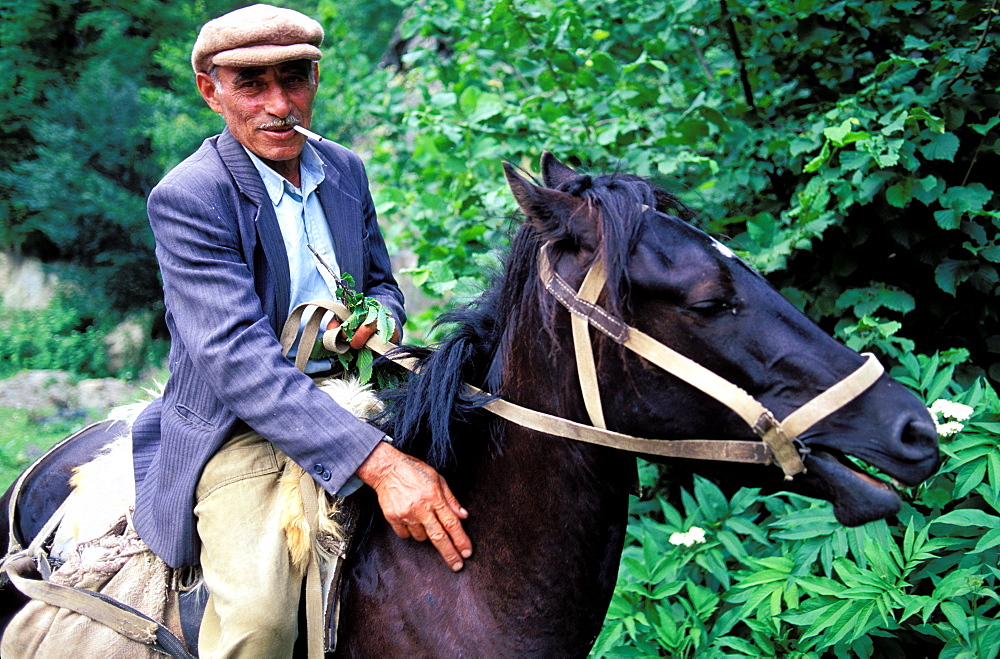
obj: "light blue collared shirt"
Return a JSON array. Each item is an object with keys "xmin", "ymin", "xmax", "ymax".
[{"xmin": 245, "ymin": 143, "xmax": 340, "ymax": 374}]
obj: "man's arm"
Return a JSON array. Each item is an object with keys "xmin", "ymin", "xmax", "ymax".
[{"xmin": 149, "ymin": 179, "xmax": 384, "ymax": 490}]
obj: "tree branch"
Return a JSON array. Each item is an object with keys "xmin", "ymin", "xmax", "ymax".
[{"xmin": 720, "ymin": 0, "xmax": 755, "ymax": 111}]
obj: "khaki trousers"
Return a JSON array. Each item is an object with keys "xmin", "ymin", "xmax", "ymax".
[{"xmin": 194, "ymin": 428, "xmax": 303, "ymax": 658}]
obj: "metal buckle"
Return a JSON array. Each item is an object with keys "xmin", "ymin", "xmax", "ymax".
[{"xmin": 793, "ymin": 437, "xmax": 811, "ymax": 462}]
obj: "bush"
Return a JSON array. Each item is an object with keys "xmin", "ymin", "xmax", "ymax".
[
  {"xmin": 0, "ymin": 292, "xmax": 166, "ymax": 380},
  {"xmin": 355, "ymin": 0, "xmax": 999, "ymax": 376},
  {"xmin": 593, "ymin": 352, "xmax": 1000, "ymax": 658}
]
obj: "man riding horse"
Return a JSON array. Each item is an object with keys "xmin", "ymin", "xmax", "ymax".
[{"xmin": 130, "ymin": 4, "xmax": 471, "ymax": 655}]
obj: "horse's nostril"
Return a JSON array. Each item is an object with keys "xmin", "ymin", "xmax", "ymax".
[
  {"xmin": 896, "ymin": 416, "xmax": 941, "ymax": 481},
  {"xmin": 901, "ymin": 416, "xmax": 938, "ymax": 448}
]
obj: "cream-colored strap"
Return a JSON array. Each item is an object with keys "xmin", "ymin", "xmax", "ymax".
[
  {"xmin": 280, "ymin": 300, "xmax": 352, "ymax": 372},
  {"xmin": 539, "ymin": 247, "xmax": 806, "ymax": 478},
  {"xmin": 299, "ymin": 469, "xmax": 324, "ymax": 659},
  {"xmin": 4, "ymin": 554, "xmax": 158, "ymax": 643},
  {"xmin": 781, "ymin": 353, "xmax": 883, "ymax": 437},
  {"xmin": 620, "ymin": 327, "xmax": 809, "ymax": 477},
  {"xmin": 572, "ymin": 259, "xmax": 608, "ymax": 429}
]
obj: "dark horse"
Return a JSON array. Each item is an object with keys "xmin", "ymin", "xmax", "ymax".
[{"xmin": 0, "ymin": 153, "xmax": 939, "ymax": 656}]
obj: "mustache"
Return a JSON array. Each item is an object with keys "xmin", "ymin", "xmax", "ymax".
[{"xmin": 258, "ymin": 116, "xmax": 302, "ymax": 130}]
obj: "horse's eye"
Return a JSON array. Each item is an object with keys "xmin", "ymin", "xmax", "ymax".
[{"xmin": 688, "ymin": 299, "xmax": 733, "ymax": 315}]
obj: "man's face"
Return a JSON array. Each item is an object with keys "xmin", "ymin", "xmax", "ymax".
[{"xmin": 196, "ymin": 60, "xmax": 318, "ymax": 166}]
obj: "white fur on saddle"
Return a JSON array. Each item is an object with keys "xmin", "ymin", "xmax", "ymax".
[{"xmin": 52, "ymin": 376, "xmax": 384, "ymax": 572}]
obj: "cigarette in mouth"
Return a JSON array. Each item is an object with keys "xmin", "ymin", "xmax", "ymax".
[{"xmin": 292, "ymin": 125, "xmax": 324, "ymax": 141}]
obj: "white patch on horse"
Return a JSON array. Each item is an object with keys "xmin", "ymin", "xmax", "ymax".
[{"xmin": 711, "ymin": 239, "xmax": 736, "ymax": 259}]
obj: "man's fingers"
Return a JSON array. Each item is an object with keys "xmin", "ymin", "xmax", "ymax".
[
  {"xmin": 434, "ymin": 500, "xmax": 473, "ymax": 561},
  {"xmin": 440, "ymin": 478, "xmax": 469, "ymax": 520},
  {"xmin": 407, "ymin": 523, "xmax": 428, "ymax": 542},
  {"xmin": 349, "ymin": 323, "xmax": 376, "ymax": 349},
  {"xmin": 326, "ymin": 318, "xmax": 342, "ymax": 331},
  {"xmin": 358, "ymin": 445, "xmax": 472, "ymax": 571},
  {"xmin": 422, "ymin": 515, "xmax": 464, "ymax": 571},
  {"xmin": 388, "ymin": 520, "xmax": 411, "ymax": 540}
]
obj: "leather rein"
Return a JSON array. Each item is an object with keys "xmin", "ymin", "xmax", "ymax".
[{"xmin": 284, "ymin": 244, "xmax": 884, "ymax": 481}]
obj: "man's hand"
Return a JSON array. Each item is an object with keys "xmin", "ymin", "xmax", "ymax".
[
  {"xmin": 356, "ymin": 442, "xmax": 472, "ymax": 571},
  {"xmin": 327, "ymin": 318, "xmax": 400, "ymax": 349}
]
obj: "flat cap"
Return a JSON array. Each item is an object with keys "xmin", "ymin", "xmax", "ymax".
[{"xmin": 191, "ymin": 4, "xmax": 323, "ymax": 74}]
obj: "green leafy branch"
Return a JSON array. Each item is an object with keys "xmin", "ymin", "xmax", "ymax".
[{"xmin": 310, "ymin": 272, "xmax": 396, "ymax": 385}]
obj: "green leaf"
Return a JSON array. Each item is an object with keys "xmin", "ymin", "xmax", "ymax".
[
  {"xmin": 355, "ymin": 347, "xmax": 374, "ymax": 384},
  {"xmin": 551, "ymin": 50, "xmax": 577, "ymax": 72},
  {"xmin": 804, "ymin": 141, "xmax": 831, "ymax": 172},
  {"xmin": 824, "ymin": 119, "xmax": 868, "ymax": 147},
  {"xmin": 940, "ymin": 184, "xmax": 993, "ymax": 214},
  {"xmin": 971, "ymin": 527, "xmax": 1000, "ymax": 554},
  {"xmin": 939, "ymin": 601, "xmax": 971, "ymax": 644},
  {"xmin": 589, "ymin": 51, "xmax": 616, "ymax": 75},
  {"xmin": 469, "ymin": 92, "xmax": 504, "ymax": 123},
  {"xmin": 693, "ymin": 475, "xmax": 729, "ymax": 519},
  {"xmin": 714, "ymin": 636, "xmax": 759, "ymax": 654},
  {"xmin": 920, "ymin": 132, "xmax": 960, "ymax": 161},
  {"xmin": 886, "ymin": 180, "xmax": 912, "ymax": 208},
  {"xmin": 933, "ymin": 508, "xmax": 1000, "ymax": 528},
  {"xmin": 934, "ymin": 209, "xmax": 959, "ymax": 230},
  {"xmin": 972, "ymin": 115, "xmax": 1000, "ymax": 136},
  {"xmin": 429, "ymin": 91, "xmax": 457, "ymax": 108},
  {"xmin": 935, "ymin": 259, "xmax": 974, "ymax": 295},
  {"xmin": 953, "ymin": 462, "xmax": 987, "ymax": 498},
  {"xmin": 725, "ymin": 517, "xmax": 770, "ymax": 544}
]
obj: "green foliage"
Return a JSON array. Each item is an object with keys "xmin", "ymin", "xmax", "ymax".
[
  {"xmin": 0, "ymin": 408, "xmax": 83, "ymax": 491},
  {"xmin": 0, "ymin": 292, "xmax": 165, "ymax": 380},
  {"xmin": 310, "ymin": 272, "xmax": 397, "ymax": 384},
  {"xmin": 0, "ymin": 0, "xmax": 212, "ymax": 309},
  {"xmin": 0, "ymin": 294, "xmax": 109, "ymax": 377},
  {"xmin": 593, "ymin": 352, "xmax": 1000, "ymax": 657},
  {"xmin": 352, "ymin": 0, "xmax": 999, "ymax": 377}
]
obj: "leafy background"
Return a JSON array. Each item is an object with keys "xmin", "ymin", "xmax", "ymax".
[{"xmin": 1, "ymin": 0, "xmax": 998, "ymax": 655}]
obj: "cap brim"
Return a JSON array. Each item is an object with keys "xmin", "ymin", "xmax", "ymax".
[{"xmin": 211, "ymin": 43, "xmax": 322, "ymax": 69}]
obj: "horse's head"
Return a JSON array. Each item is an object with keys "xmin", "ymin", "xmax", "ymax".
[{"xmin": 501, "ymin": 152, "xmax": 939, "ymax": 526}]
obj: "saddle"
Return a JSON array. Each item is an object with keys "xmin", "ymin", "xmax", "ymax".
[{"xmin": 0, "ymin": 375, "xmax": 379, "ymax": 658}]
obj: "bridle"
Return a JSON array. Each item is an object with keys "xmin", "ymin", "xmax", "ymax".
[
  {"xmin": 283, "ymin": 243, "xmax": 884, "ymax": 481},
  {"xmin": 535, "ymin": 241, "xmax": 884, "ymax": 479}
]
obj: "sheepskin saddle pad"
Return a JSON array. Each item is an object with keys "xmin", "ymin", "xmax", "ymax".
[{"xmin": 44, "ymin": 375, "xmax": 381, "ymax": 650}]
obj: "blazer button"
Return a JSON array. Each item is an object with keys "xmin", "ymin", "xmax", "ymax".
[
  {"xmin": 321, "ymin": 469, "xmax": 332, "ymax": 482},
  {"xmin": 313, "ymin": 463, "xmax": 324, "ymax": 475}
]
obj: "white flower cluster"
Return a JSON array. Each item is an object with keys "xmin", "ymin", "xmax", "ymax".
[
  {"xmin": 929, "ymin": 399, "xmax": 975, "ymax": 437},
  {"xmin": 668, "ymin": 526, "xmax": 707, "ymax": 547}
]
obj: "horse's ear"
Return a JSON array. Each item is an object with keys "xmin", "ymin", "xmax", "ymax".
[
  {"xmin": 540, "ymin": 151, "xmax": 579, "ymax": 189},
  {"xmin": 504, "ymin": 162, "xmax": 592, "ymax": 247}
]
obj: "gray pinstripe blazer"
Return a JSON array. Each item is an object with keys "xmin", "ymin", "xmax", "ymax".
[{"xmin": 131, "ymin": 129, "xmax": 405, "ymax": 568}]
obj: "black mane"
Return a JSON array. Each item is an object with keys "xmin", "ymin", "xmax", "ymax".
[{"xmin": 381, "ymin": 170, "xmax": 693, "ymax": 469}]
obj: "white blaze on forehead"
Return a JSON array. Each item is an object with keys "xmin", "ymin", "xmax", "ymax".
[{"xmin": 711, "ymin": 239, "xmax": 736, "ymax": 259}]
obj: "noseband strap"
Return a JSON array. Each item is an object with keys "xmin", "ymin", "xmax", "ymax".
[{"xmin": 538, "ymin": 244, "xmax": 884, "ymax": 479}]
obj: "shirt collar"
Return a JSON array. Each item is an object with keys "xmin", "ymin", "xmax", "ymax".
[{"xmin": 243, "ymin": 142, "xmax": 326, "ymax": 206}]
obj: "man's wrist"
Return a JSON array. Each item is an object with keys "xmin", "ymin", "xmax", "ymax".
[{"xmin": 356, "ymin": 440, "xmax": 398, "ymax": 489}]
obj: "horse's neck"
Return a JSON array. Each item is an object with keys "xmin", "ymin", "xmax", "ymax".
[
  {"xmin": 440, "ymin": 420, "xmax": 632, "ymax": 653},
  {"xmin": 450, "ymin": 333, "xmax": 635, "ymax": 648}
]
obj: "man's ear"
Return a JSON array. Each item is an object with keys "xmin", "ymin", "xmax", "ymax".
[
  {"xmin": 313, "ymin": 61, "xmax": 320, "ymax": 86},
  {"xmin": 195, "ymin": 72, "xmax": 224, "ymax": 114}
]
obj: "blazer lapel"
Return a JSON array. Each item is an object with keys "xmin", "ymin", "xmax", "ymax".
[
  {"xmin": 316, "ymin": 155, "xmax": 364, "ymax": 292},
  {"xmin": 217, "ymin": 130, "xmax": 291, "ymax": 328}
]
